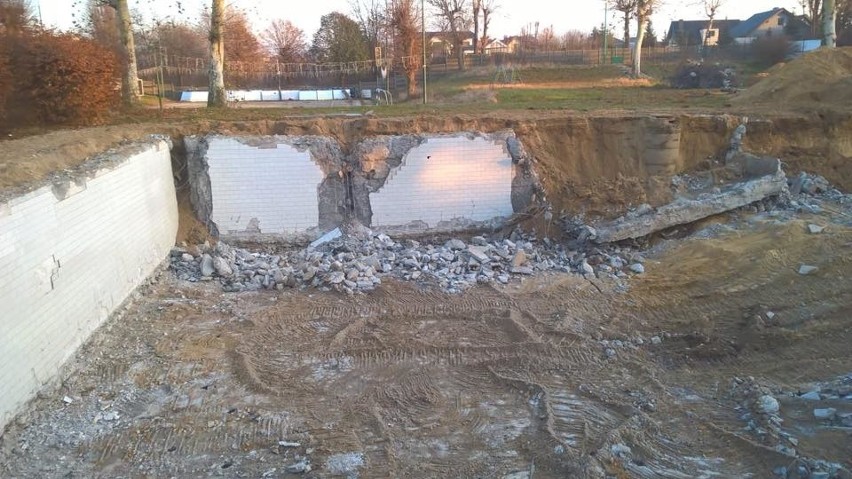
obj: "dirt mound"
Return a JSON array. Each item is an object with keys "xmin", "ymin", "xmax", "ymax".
[{"xmin": 734, "ymin": 47, "xmax": 852, "ymax": 110}]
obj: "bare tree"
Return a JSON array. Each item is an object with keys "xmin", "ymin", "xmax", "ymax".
[
  {"xmin": 262, "ymin": 19, "xmax": 307, "ymax": 63},
  {"xmin": 800, "ymin": 0, "xmax": 823, "ymax": 36},
  {"xmin": 480, "ymin": 0, "xmax": 498, "ymax": 53},
  {"xmin": 428, "ymin": 0, "xmax": 471, "ymax": 70},
  {"xmin": 825, "ymin": 0, "xmax": 837, "ymax": 46},
  {"xmin": 350, "ymin": 0, "xmax": 386, "ymax": 52},
  {"xmin": 611, "ymin": 0, "xmax": 637, "ymax": 50},
  {"xmin": 702, "ymin": 0, "xmax": 723, "ymax": 47},
  {"xmin": 632, "ymin": 0, "xmax": 658, "ymax": 77},
  {"xmin": 207, "ymin": 0, "xmax": 226, "ymax": 107},
  {"xmin": 388, "ymin": 0, "xmax": 422, "ymax": 97},
  {"xmin": 472, "ymin": 0, "xmax": 480, "ymax": 55}
]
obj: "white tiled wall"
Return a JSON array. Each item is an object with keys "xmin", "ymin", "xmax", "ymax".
[
  {"xmin": 0, "ymin": 141, "xmax": 178, "ymax": 430},
  {"xmin": 205, "ymin": 138, "xmax": 325, "ymax": 236},
  {"xmin": 371, "ymin": 136, "xmax": 514, "ymax": 228}
]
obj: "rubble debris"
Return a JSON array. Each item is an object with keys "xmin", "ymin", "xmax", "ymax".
[
  {"xmin": 808, "ymin": 224, "xmax": 825, "ymax": 234},
  {"xmin": 813, "ymin": 408, "xmax": 837, "ymax": 420},
  {"xmin": 169, "ymin": 226, "xmax": 642, "ymax": 295},
  {"xmin": 593, "ymin": 161, "xmax": 788, "ymax": 243},
  {"xmin": 798, "ymin": 265, "xmax": 819, "ymax": 275}
]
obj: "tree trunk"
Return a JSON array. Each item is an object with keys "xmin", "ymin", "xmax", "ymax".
[
  {"xmin": 705, "ymin": 16, "xmax": 715, "ymax": 47},
  {"xmin": 623, "ymin": 10, "xmax": 630, "ymax": 53},
  {"xmin": 824, "ymin": 0, "xmax": 837, "ymax": 47},
  {"xmin": 456, "ymin": 39, "xmax": 465, "ymax": 70},
  {"xmin": 114, "ymin": 0, "xmax": 139, "ymax": 106},
  {"xmin": 482, "ymin": 8, "xmax": 491, "ymax": 55},
  {"xmin": 633, "ymin": 14, "xmax": 647, "ymax": 77},
  {"xmin": 472, "ymin": 0, "xmax": 480, "ymax": 56},
  {"xmin": 207, "ymin": 0, "xmax": 227, "ymax": 107}
]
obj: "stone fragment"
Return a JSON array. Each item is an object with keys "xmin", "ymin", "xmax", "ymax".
[
  {"xmin": 467, "ymin": 246, "xmax": 490, "ymax": 263},
  {"xmin": 579, "ymin": 261, "xmax": 594, "ymax": 275},
  {"xmin": 181, "ymin": 253, "xmax": 194, "ymax": 262},
  {"xmin": 813, "ymin": 408, "xmax": 836, "ymax": 420},
  {"xmin": 445, "ymin": 239, "xmax": 466, "ymax": 250},
  {"xmin": 808, "ymin": 224, "xmax": 825, "ymax": 234},
  {"xmin": 511, "ymin": 266, "xmax": 534, "ymax": 275},
  {"xmin": 201, "ymin": 254, "xmax": 215, "ymax": 277},
  {"xmin": 213, "ymin": 257, "xmax": 233, "ymax": 277},
  {"xmin": 800, "ymin": 391, "xmax": 821, "ymax": 401},
  {"xmin": 798, "ymin": 264, "xmax": 818, "ymax": 275},
  {"xmin": 629, "ymin": 263, "xmax": 645, "ymax": 274},
  {"xmin": 327, "ymin": 271, "xmax": 345, "ymax": 284},
  {"xmin": 757, "ymin": 395, "xmax": 780, "ymax": 415}
]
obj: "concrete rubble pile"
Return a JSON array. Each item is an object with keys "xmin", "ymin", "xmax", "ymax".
[{"xmin": 169, "ymin": 226, "xmax": 646, "ymax": 295}]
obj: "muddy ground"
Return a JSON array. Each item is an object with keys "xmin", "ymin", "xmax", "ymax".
[{"xmin": 1, "ymin": 204, "xmax": 850, "ymax": 478}]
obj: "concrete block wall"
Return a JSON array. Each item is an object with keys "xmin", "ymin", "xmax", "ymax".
[{"xmin": 0, "ymin": 140, "xmax": 178, "ymax": 430}]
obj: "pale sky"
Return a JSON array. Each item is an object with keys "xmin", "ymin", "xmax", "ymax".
[{"xmin": 37, "ymin": 0, "xmax": 804, "ymax": 41}]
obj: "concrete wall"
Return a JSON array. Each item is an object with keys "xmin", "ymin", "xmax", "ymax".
[
  {"xmin": 187, "ymin": 132, "xmax": 539, "ymax": 242},
  {"xmin": 0, "ymin": 140, "xmax": 178, "ymax": 430}
]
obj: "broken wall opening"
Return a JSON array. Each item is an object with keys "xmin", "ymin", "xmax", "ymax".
[{"xmin": 184, "ymin": 131, "xmax": 540, "ymax": 243}]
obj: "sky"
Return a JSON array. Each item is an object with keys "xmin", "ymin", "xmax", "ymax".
[{"xmin": 37, "ymin": 0, "xmax": 805, "ymax": 41}]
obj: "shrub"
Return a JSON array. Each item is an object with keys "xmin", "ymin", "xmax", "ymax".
[
  {"xmin": 0, "ymin": 32, "xmax": 120, "ymax": 130},
  {"xmin": 670, "ymin": 60, "xmax": 739, "ymax": 90},
  {"xmin": 750, "ymin": 35, "xmax": 792, "ymax": 67}
]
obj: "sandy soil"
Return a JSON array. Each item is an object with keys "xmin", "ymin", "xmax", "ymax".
[{"xmin": 1, "ymin": 208, "xmax": 850, "ymax": 478}]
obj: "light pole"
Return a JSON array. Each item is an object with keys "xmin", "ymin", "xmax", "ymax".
[{"xmin": 422, "ymin": 0, "xmax": 427, "ymax": 104}]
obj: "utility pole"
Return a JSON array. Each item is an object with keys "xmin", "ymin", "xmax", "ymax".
[
  {"xmin": 602, "ymin": 0, "xmax": 608, "ymax": 64},
  {"xmin": 422, "ymin": 0, "xmax": 427, "ymax": 104}
]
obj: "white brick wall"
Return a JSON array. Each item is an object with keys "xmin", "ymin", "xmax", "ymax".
[
  {"xmin": 371, "ymin": 136, "xmax": 514, "ymax": 228},
  {"xmin": 0, "ymin": 141, "xmax": 178, "ymax": 430},
  {"xmin": 205, "ymin": 138, "xmax": 325, "ymax": 236}
]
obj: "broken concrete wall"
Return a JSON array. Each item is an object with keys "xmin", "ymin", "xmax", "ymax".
[
  {"xmin": 187, "ymin": 132, "xmax": 540, "ymax": 241},
  {"xmin": 594, "ymin": 159, "xmax": 788, "ymax": 243},
  {"xmin": 353, "ymin": 132, "xmax": 532, "ymax": 235},
  {"xmin": 0, "ymin": 139, "xmax": 178, "ymax": 431},
  {"xmin": 186, "ymin": 135, "xmax": 345, "ymax": 243}
]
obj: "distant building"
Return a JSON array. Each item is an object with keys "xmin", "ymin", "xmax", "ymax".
[
  {"xmin": 425, "ymin": 31, "xmax": 475, "ymax": 58},
  {"xmin": 665, "ymin": 19, "xmax": 742, "ymax": 46},
  {"xmin": 483, "ymin": 39, "xmax": 509, "ymax": 55},
  {"xmin": 729, "ymin": 8, "xmax": 811, "ymax": 44}
]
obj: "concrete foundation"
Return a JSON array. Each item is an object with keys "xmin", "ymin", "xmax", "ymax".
[{"xmin": 0, "ymin": 139, "xmax": 178, "ymax": 430}]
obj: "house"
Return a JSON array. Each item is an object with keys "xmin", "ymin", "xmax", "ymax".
[
  {"xmin": 483, "ymin": 39, "xmax": 508, "ymax": 55},
  {"xmin": 502, "ymin": 35, "xmax": 536, "ymax": 54},
  {"xmin": 665, "ymin": 19, "xmax": 742, "ymax": 46},
  {"xmin": 729, "ymin": 8, "xmax": 811, "ymax": 43},
  {"xmin": 425, "ymin": 31, "xmax": 474, "ymax": 58}
]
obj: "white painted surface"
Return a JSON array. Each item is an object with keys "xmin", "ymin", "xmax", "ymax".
[
  {"xmin": 205, "ymin": 138, "xmax": 325, "ymax": 236},
  {"xmin": 0, "ymin": 141, "xmax": 178, "ymax": 430},
  {"xmin": 180, "ymin": 89, "xmax": 353, "ymax": 102},
  {"xmin": 371, "ymin": 137, "xmax": 514, "ymax": 229}
]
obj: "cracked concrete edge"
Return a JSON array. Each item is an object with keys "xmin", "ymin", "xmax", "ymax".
[
  {"xmin": 1, "ymin": 136, "xmax": 172, "ymax": 205},
  {"xmin": 184, "ymin": 136, "xmax": 219, "ymax": 238},
  {"xmin": 594, "ymin": 160, "xmax": 788, "ymax": 243}
]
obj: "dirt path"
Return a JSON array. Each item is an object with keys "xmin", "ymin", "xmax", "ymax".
[{"xmin": 1, "ymin": 211, "xmax": 849, "ymax": 478}]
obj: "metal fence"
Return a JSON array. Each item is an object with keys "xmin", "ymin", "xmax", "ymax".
[{"xmin": 137, "ymin": 43, "xmax": 808, "ymax": 95}]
